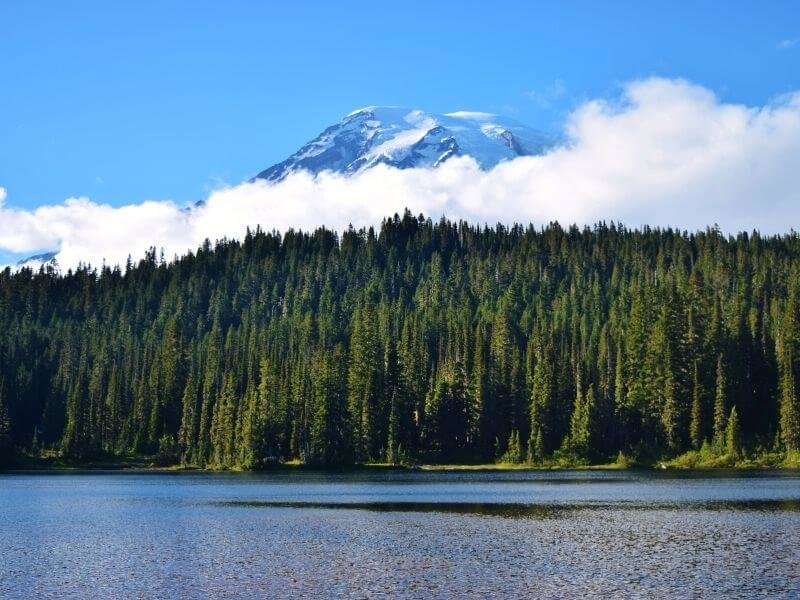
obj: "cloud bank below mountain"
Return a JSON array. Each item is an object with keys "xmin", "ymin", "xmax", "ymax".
[{"xmin": 2, "ymin": 77, "xmax": 800, "ymax": 270}]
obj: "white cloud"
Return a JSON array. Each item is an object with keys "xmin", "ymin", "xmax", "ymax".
[
  {"xmin": 2, "ymin": 78, "xmax": 800, "ymax": 270},
  {"xmin": 778, "ymin": 38, "xmax": 799, "ymax": 49}
]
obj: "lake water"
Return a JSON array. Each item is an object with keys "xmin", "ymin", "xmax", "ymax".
[{"xmin": 1, "ymin": 469, "xmax": 799, "ymax": 598}]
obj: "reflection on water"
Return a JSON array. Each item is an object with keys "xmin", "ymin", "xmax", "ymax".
[
  {"xmin": 1, "ymin": 469, "xmax": 799, "ymax": 598},
  {"xmin": 217, "ymin": 497, "xmax": 800, "ymax": 516},
  {"xmin": 217, "ymin": 500, "xmax": 579, "ymax": 517}
]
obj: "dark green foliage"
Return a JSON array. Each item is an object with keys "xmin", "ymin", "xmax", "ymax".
[
  {"xmin": 689, "ymin": 361, "xmax": 704, "ymax": 450},
  {"xmin": 0, "ymin": 378, "xmax": 12, "ymax": 465},
  {"xmin": 713, "ymin": 354, "xmax": 728, "ymax": 444},
  {"xmin": 0, "ymin": 214, "xmax": 798, "ymax": 466},
  {"xmin": 309, "ymin": 345, "xmax": 352, "ymax": 466},
  {"xmin": 566, "ymin": 381, "xmax": 598, "ymax": 460},
  {"xmin": 779, "ymin": 288, "xmax": 800, "ymax": 452}
]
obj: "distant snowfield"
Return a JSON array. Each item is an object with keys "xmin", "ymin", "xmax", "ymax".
[{"xmin": 2, "ymin": 77, "xmax": 800, "ymax": 271}]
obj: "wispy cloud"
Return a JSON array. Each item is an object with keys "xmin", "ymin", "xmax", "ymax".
[
  {"xmin": 778, "ymin": 37, "xmax": 799, "ymax": 49},
  {"xmin": 526, "ymin": 79, "xmax": 567, "ymax": 109},
  {"xmin": 2, "ymin": 78, "xmax": 800, "ymax": 270}
]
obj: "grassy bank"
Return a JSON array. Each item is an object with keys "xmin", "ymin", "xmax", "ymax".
[
  {"xmin": 1, "ymin": 449, "xmax": 199, "ymax": 472},
  {"xmin": 5, "ymin": 448, "xmax": 800, "ymax": 473},
  {"xmin": 665, "ymin": 448, "xmax": 800, "ymax": 469},
  {"xmin": 416, "ymin": 462, "xmax": 625, "ymax": 472}
]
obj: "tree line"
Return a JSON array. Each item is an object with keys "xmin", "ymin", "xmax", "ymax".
[{"xmin": 1, "ymin": 212, "xmax": 799, "ymax": 467}]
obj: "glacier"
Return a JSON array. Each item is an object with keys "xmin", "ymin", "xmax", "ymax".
[{"xmin": 254, "ymin": 106, "xmax": 554, "ymax": 182}]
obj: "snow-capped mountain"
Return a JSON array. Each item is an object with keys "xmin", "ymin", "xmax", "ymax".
[
  {"xmin": 13, "ymin": 251, "xmax": 58, "ymax": 272},
  {"xmin": 255, "ymin": 107, "xmax": 554, "ymax": 181},
  {"xmin": 12, "ymin": 108, "xmax": 553, "ymax": 271}
]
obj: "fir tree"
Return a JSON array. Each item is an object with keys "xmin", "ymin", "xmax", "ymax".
[
  {"xmin": 726, "ymin": 405, "xmax": 742, "ymax": 459},
  {"xmin": 689, "ymin": 361, "xmax": 704, "ymax": 450},
  {"xmin": 713, "ymin": 354, "xmax": 728, "ymax": 445},
  {"xmin": 778, "ymin": 288, "xmax": 800, "ymax": 452}
]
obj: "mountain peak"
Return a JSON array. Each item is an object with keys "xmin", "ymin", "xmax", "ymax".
[{"xmin": 254, "ymin": 107, "xmax": 554, "ymax": 182}]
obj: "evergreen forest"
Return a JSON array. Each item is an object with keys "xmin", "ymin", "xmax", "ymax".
[{"xmin": 2, "ymin": 212, "xmax": 800, "ymax": 468}]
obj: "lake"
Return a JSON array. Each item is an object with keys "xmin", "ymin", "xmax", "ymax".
[{"xmin": 1, "ymin": 469, "xmax": 799, "ymax": 598}]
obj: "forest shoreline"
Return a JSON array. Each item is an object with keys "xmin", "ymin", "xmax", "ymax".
[{"xmin": 4, "ymin": 451, "xmax": 799, "ymax": 473}]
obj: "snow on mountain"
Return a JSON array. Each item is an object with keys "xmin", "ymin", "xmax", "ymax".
[
  {"xmin": 254, "ymin": 107, "xmax": 554, "ymax": 182},
  {"xmin": 14, "ymin": 251, "xmax": 58, "ymax": 271}
]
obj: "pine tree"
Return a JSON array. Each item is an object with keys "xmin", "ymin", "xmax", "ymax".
[
  {"xmin": 778, "ymin": 293, "xmax": 800, "ymax": 452},
  {"xmin": 528, "ymin": 342, "xmax": 555, "ymax": 461},
  {"xmin": 613, "ymin": 340, "xmax": 626, "ymax": 450},
  {"xmin": 178, "ymin": 371, "xmax": 199, "ymax": 461},
  {"xmin": 489, "ymin": 309, "xmax": 518, "ymax": 452},
  {"xmin": 501, "ymin": 429, "xmax": 523, "ymax": 463},
  {"xmin": 197, "ymin": 324, "xmax": 223, "ymax": 466},
  {"xmin": 468, "ymin": 324, "xmax": 489, "ymax": 457},
  {"xmin": 310, "ymin": 347, "xmax": 353, "ymax": 466},
  {"xmin": 386, "ymin": 390, "xmax": 401, "ymax": 465},
  {"xmin": 726, "ymin": 405, "xmax": 742, "ymax": 459},
  {"xmin": 713, "ymin": 354, "xmax": 728, "ymax": 446},
  {"xmin": 659, "ymin": 353, "xmax": 681, "ymax": 452},
  {"xmin": 347, "ymin": 303, "xmax": 381, "ymax": 461},
  {"xmin": 103, "ymin": 366, "xmax": 120, "ymax": 453},
  {"xmin": 568, "ymin": 380, "xmax": 597, "ymax": 460},
  {"xmin": 210, "ymin": 373, "xmax": 237, "ymax": 467},
  {"xmin": 235, "ymin": 385, "xmax": 259, "ymax": 468},
  {"xmin": 689, "ymin": 361, "xmax": 704, "ymax": 450},
  {"xmin": 62, "ymin": 355, "xmax": 91, "ymax": 459},
  {"xmin": 257, "ymin": 357, "xmax": 285, "ymax": 461}
]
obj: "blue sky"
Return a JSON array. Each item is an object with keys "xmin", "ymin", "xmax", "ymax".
[{"xmin": 1, "ymin": 0, "xmax": 798, "ymax": 211}]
